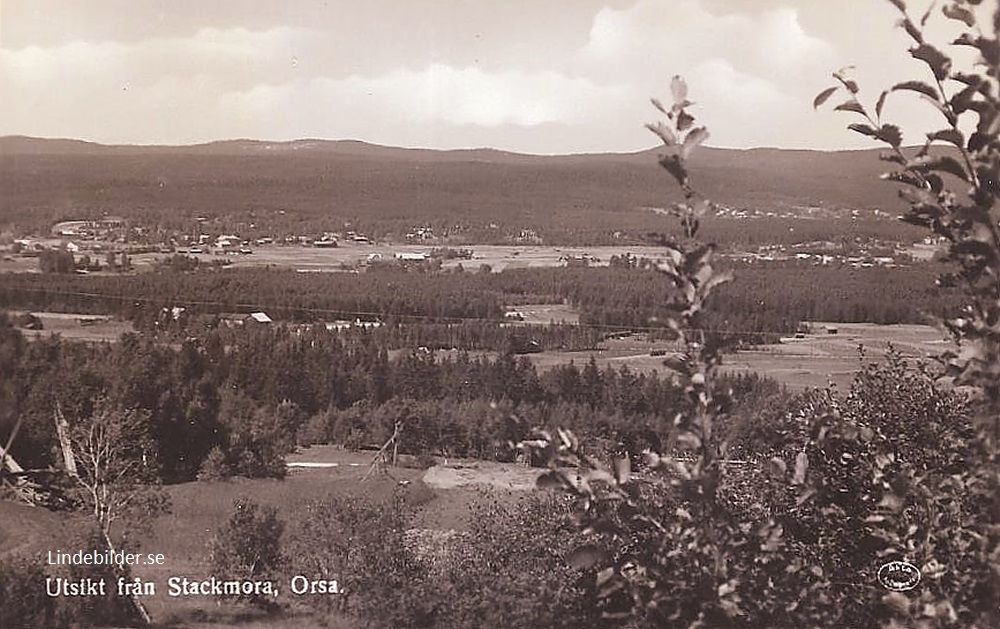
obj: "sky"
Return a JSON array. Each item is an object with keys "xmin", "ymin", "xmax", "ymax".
[{"xmin": 0, "ymin": 0, "xmax": 988, "ymax": 154}]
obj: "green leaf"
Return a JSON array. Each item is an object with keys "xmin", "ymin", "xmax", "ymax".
[
  {"xmin": 701, "ymin": 271, "xmax": 733, "ymax": 295},
  {"xmin": 671, "ymin": 75, "xmax": 688, "ymax": 105},
  {"xmin": 927, "ymin": 155, "xmax": 968, "ymax": 181},
  {"xmin": 834, "ymin": 100, "xmax": 867, "ymax": 115},
  {"xmin": 676, "ymin": 109, "xmax": 695, "ymax": 132},
  {"xmin": 833, "ymin": 66, "xmax": 859, "ymax": 93},
  {"xmin": 926, "ymin": 128, "xmax": 964, "ymax": 146},
  {"xmin": 952, "ymin": 72, "xmax": 984, "ymax": 87},
  {"xmin": 877, "ymin": 124, "xmax": 903, "ymax": 148},
  {"xmin": 660, "ymin": 154, "xmax": 687, "ymax": 187},
  {"xmin": 942, "ymin": 4, "xmax": 976, "ymax": 27},
  {"xmin": 892, "ymin": 80, "xmax": 939, "ymax": 100},
  {"xmin": 671, "ymin": 98, "xmax": 694, "ymax": 116},
  {"xmin": 968, "ymin": 131, "xmax": 992, "ymax": 152},
  {"xmin": 920, "ymin": 94, "xmax": 958, "ymax": 125},
  {"xmin": 650, "ymin": 97, "xmax": 667, "ymax": 114},
  {"xmin": 813, "ymin": 86, "xmax": 839, "ymax": 109},
  {"xmin": 645, "ymin": 121, "xmax": 677, "ymax": 146},
  {"xmin": 880, "ymin": 151, "xmax": 907, "ymax": 165},
  {"xmin": 848, "ymin": 122, "xmax": 879, "ymax": 138},
  {"xmin": 910, "ymin": 43, "xmax": 952, "ymax": 80},
  {"xmin": 887, "ymin": 0, "xmax": 907, "ymax": 14},
  {"xmin": 875, "ymin": 90, "xmax": 889, "ymax": 119},
  {"xmin": 681, "ymin": 127, "xmax": 710, "ymax": 159},
  {"xmin": 949, "ymin": 83, "xmax": 980, "ymax": 113}
]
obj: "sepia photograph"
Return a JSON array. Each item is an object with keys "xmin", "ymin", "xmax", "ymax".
[{"xmin": 1, "ymin": 1, "xmax": 999, "ymax": 627}]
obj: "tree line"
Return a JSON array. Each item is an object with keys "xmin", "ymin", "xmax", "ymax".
[{"xmin": 0, "ymin": 259, "xmax": 962, "ymax": 346}]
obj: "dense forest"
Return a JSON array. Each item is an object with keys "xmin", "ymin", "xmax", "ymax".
[
  {"xmin": 0, "ymin": 314, "xmax": 787, "ymax": 485},
  {"xmin": 0, "ymin": 260, "xmax": 960, "ymax": 349}
]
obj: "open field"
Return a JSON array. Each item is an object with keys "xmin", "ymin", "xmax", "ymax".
[
  {"xmin": 519, "ymin": 322, "xmax": 952, "ymax": 391},
  {"xmin": 125, "ymin": 243, "xmax": 667, "ymax": 272},
  {"xmin": 11, "ymin": 311, "xmax": 136, "ymax": 342},
  {"xmin": 504, "ymin": 303, "xmax": 580, "ymax": 324},
  {"xmin": 722, "ymin": 322, "xmax": 952, "ymax": 390},
  {"xmin": 6, "ymin": 242, "xmax": 653, "ymax": 275},
  {"xmin": 0, "ymin": 254, "xmax": 39, "ymax": 274}
]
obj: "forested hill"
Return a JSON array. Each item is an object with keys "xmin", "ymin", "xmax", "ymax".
[{"xmin": 1, "ymin": 135, "xmax": 911, "ymax": 241}]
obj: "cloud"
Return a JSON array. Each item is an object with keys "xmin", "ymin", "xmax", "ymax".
[
  {"xmin": 578, "ymin": 0, "xmax": 834, "ymax": 84},
  {"xmin": 0, "ymin": 14, "xmax": 634, "ymax": 151},
  {"xmin": 0, "ymin": 0, "xmax": 975, "ymax": 152},
  {"xmin": 217, "ymin": 64, "xmax": 631, "ymax": 151}
]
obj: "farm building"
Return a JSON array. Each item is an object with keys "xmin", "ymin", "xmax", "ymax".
[
  {"xmin": 324, "ymin": 319, "xmax": 382, "ymax": 331},
  {"xmin": 220, "ymin": 311, "xmax": 273, "ymax": 326},
  {"xmin": 395, "ymin": 252, "xmax": 428, "ymax": 261}
]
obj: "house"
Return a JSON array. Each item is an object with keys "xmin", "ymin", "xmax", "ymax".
[
  {"xmin": 323, "ymin": 318, "xmax": 382, "ymax": 332},
  {"xmin": 324, "ymin": 320, "xmax": 354, "ymax": 332},
  {"xmin": 219, "ymin": 311, "xmax": 272, "ymax": 327},
  {"xmin": 394, "ymin": 252, "xmax": 428, "ymax": 262},
  {"xmin": 215, "ymin": 235, "xmax": 240, "ymax": 249}
]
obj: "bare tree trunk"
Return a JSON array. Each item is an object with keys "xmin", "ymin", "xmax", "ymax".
[{"xmin": 102, "ymin": 528, "xmax": 152, "ymax": 626}]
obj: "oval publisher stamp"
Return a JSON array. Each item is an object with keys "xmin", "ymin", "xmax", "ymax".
[{"xmin": 877, "ymin": 561, "xmax": 921, "ymax": 592}]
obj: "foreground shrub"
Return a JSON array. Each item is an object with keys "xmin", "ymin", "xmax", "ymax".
[
  {"xmin": 0, "ymin": 556, "xmax": 54, "ymax": 629},
  {"xmin": 0, "ymin": 529, "xmax": 142, "ymax": 628},
  {"xmin": 433, "ymin": 492, "xmax": 609, "ymax": 629},
  {"xmin": 209, "ymin": 497, "xmax": 284, "ymax": 609},
  {"xmin": 285, "ymin": 492, "xmax": 434, "ymax": 628}
]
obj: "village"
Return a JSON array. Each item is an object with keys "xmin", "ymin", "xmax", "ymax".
[{"xmin": 1, "ymin": 212, "xmax": 946, "ymax": 278}]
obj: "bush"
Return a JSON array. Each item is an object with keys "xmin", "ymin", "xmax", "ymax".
[
  {"xmin": 197, "ymin": 445, "xmax": 232, "ymax": 481},
  {"xmin": 285, "ymin": 492, "xmax": 434, "ymax": 628},
  {"xmin": 433, "ymin": 492, "xmax": 607, "ymax": 629},
  {"xmin": 209, "ymin": 497, "xmax": 284, "ymax": 609},
  {"xmin": 0, "ymin": 529, "xmax": 143, "ymax": 628},
  {"xmin": 0, "ymin": 556, "xmax": 55, "ymax": 629}
]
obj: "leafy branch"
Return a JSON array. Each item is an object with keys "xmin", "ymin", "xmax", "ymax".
[
  {"xmin": 816, "ymin": 2, "xmax": 1000, "ymax": 626},
  {"xmin": 520, "ymin": 77, "xmax": 775, "ymax": 627}
]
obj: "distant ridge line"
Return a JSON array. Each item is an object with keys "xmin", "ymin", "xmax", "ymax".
[{"xmin": 1, "ymin": 134, "xmax": 894, "ymax": 161}]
